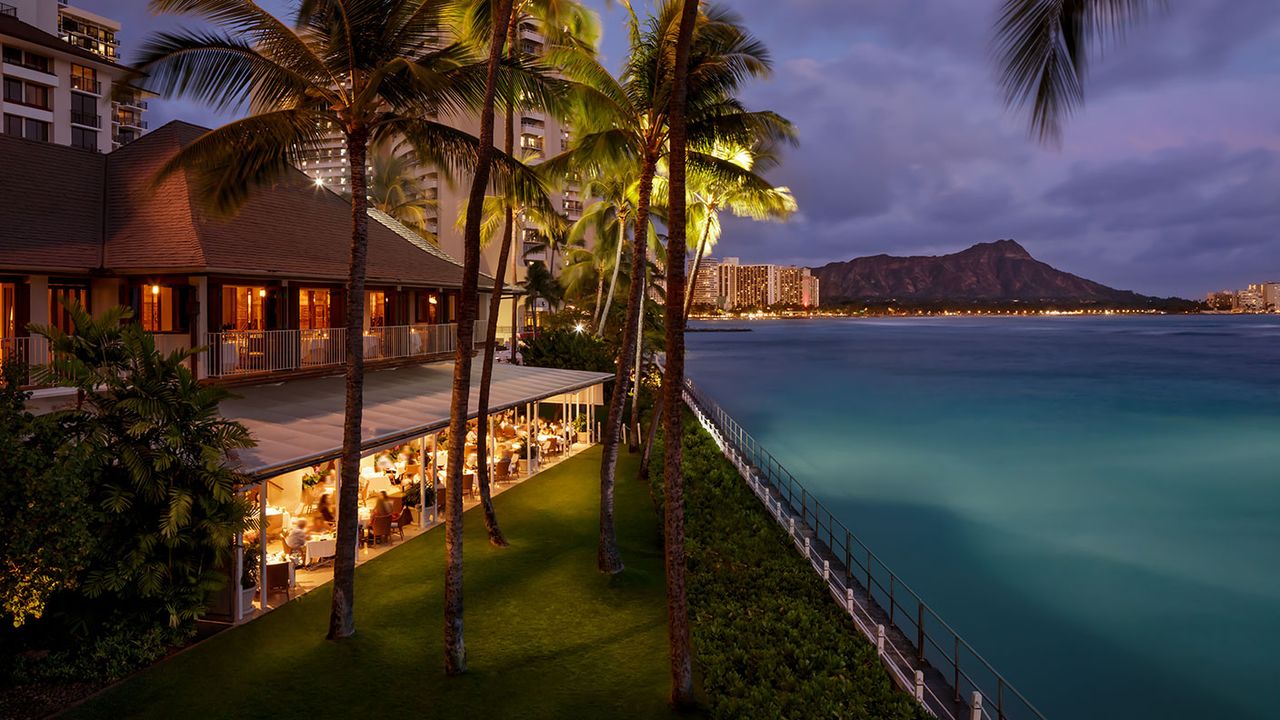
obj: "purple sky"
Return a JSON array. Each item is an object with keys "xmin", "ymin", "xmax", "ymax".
[{"xmin": 91, "ymin": 0, "xmax": 1280, "ymax": 297}]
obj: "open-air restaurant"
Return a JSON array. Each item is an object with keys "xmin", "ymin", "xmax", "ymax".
[{"xmin": 204, "ymin": 361, "xmax": 611, "ymax": 621}]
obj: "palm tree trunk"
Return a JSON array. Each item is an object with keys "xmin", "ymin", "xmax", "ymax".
[
  {"xmin": 328, "ymin": 127, "xmax": 371, "ymax": 641},
  {"xmin": 473, "ymin": 85, "xmax": 520, "ymax": 549},
  {"xmin": 628, "ymin": 270, "xmax": 644, "ymax": 453},
  {"xmin": 638, "ymin": 400, "xmax": 662, "ymax": 480},
  {"xmin": 445, "ymin": 0, "xmax": 514, "ymax": 675},
  {"xmin": 598, "ymin": 153, "xmax": 656, "ymax": 575},
  {"xmin": 683, "ymin": 220, "xmax": 712, "ymax": 317},
  {"xmin": 595, "ymin": 217, "xmax": 626, "ymax": 336},
  {"xmin": 662, "ymin": 0, "xmax": 699, "ymax": 707},
  {"xmin": 593, "ymin": 270, "xmax": 604, "ymax": 328}
]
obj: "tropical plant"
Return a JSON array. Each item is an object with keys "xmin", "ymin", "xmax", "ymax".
[
  {"xmin": 661, "ymin": 0, "xmax": 699, "ymax": 704},
  {"xmin": 676, "ymin": 141, "xmax": 797, "ymax": 314},
  {"xmin": 132, "ymin": 0, "xmax": 548, "ymax": 642},
  {"xmin": 366, "ymin": 137, "xmax": 438, "ymax": 241},
  {"xmin": 521, "ymin": 327, "xmax": 615, "ymax": 372},
  {"xmin": 522, "ymin": 260, "xmax": 563, "ymax": 333},
  {"xmin": 995, "ymin": 0, "xmax": 1161, "ymax": 143},
  {"xmin": 545, "ymin": 0, "xmax": 793, "ymax": 576}
]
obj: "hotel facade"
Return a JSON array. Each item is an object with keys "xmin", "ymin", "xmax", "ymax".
[{"xmin": 690, "ymin": 256, "xmax": 820, "ymax": 310}]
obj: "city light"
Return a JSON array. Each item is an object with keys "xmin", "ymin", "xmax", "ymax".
[
  {"xmin": 313, "ymin": 177, "xmax": 325, "ymax": 187},
  {"xmin": 573, "ymin": 322, "xmax": 585, "ymax": 334}
]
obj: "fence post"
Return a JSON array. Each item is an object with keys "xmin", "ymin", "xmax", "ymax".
[
  {"xmin": 804, "ymin": 536, "xmax": 811, "ymax": 557},
  {"xmin": 876, "ymin": 624, "xmax": 886, "ymax": 657},
  {"xmin": 846, "ymin": 587, "xmax": 855, "ymax": 614},
  {"xmin": 917, "ymin": 602, "xmax": 926, "ymax": 663},
  {"xmin": 789, "ymin": 516, "xmax": 796, "ymax": 538},
  {"xmin": 914, "ymin": 670, "xmax": 924, "ymax": 702},
  {"xmin": 822, "ymin": 559, "xmax": 830, "ymax": 582},
  {"xmin": 970, "ymin": 692, "xmax": 983, "ymax": 720},
  {"xmin": 844, "ymin": 531, "xmax": 853, "ymax": 584}
]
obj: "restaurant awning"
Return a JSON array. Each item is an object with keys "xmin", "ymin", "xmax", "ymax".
[{"xmin": 221, "ymin": 362, "xmax": 613, "ymax": 478}]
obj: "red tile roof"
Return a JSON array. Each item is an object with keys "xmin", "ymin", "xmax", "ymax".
[{"xmin": 0, "ymin": 134, "xmax": 104, "ymax": 273}]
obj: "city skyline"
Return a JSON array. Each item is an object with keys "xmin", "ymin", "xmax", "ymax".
[{"xmin": 74, "ymin": 0, "xmax": 1280, "ymax": 298}]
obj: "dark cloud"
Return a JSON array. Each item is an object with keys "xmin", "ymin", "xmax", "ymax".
[{"xmin": 82, "ymin": 0, "xmax": 1280, "ymax": 297}]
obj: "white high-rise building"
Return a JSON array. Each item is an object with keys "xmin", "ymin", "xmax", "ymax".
[{"xmin": 0, "ymin": 0, "xmax": 146, "ymax": 152}]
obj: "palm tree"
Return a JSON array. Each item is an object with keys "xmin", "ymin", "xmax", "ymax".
[
  {"xmin": 995, "ymin": 0, "xmax": 1161, "ymax": 143},
  {"xmin": 545, "ymin": 0, "xmax": 792, "ymax": 575},
  {"xmin": 661, "ymin": 0, "xmax": 699, "ymax": 705},
  {"xmin": 678, "ymin": 142, "xmax": 796, "ymax": 315},
  {"xmin": 453, "ymin": 0, "xmax": 599, "ymax": 548},
  {"xmin": 522, "ymin": 260, "xmax": 561, "ymax": 333},
  {"xmin": 366, "ymin": 138, "xmax": 438, "ymax": 241},
  {"xmin": 133, "ymin": 0, "xmax": 545, "ymax": 642}
]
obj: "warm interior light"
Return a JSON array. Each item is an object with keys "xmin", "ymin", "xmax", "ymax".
[
  {"xmin": 428, "ymin": 296, "xmax": 438, "ymax": 305},
  {"xmin": 259, "ymin": 289, "xmax": 267, "ymax": 298},
  {"xmin": 150, "ymin": 284, "xmax": 160, "ymax": 295}
]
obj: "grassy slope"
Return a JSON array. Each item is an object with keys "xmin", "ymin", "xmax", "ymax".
[
  {"xmin": 654, "ymin": 413, "xmax": 930, "ymax": 720},
  {"xmin": 69, "ymin": 448, "xmax": 677, "ymax": 720}
]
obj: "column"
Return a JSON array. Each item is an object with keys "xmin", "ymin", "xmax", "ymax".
[
  {"xmin": 418, "ymin": 435, "xmax": 428, "ymax": 528},
  {"xmin": 430, "ymin": 432, "xmax": 439, "ymax": 524},
  {"xmin": 257, "ymin": 482, "xmax": 267, "ymax": 611}
]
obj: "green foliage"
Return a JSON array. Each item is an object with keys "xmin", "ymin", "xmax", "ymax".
[
  {"xmin": 522, "ymin": 328, "xmax": 615, "ymax": 373},
  {"xmin": 0, "ymin": 363, "xmax": 97, "ymax": 628},
  {"xmin": 3, "ymin": 301, "xmax": 254, "ymax": 683},
  {"xmin": 649, "ymin": 415, "xmax": 930, "ymax": 720}
]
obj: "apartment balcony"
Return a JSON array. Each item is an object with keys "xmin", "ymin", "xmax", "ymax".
[
  {"xmin": 70, "ymin": 76, "xmax": 102, "ymax": 95},
  {"xmin": 521, "ymin": 116, "xmax": 545, "ymax": 130},
  {"xmin": 201, "ymin": 323, "xmax": 480, "ymax": 380},
  {"xmin": 116, "ymin": 116, "xmax": 148, "ymax": 130},
  {"xmin": 0, "ymin": 4, "xmax": 17, "ymax": 18},
  {"xmin": 71, "ymin": 111, "xmax": 101, "ymax": 129},
  {"xmin": 563, "ymin": 199, "xmax": 583, "ymax": 214}
]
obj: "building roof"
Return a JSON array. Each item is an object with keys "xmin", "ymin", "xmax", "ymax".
[
  {"xmin": 0, "ymin": 134, "xmax": 105, "ymax": 273},
  {"xmin": 104, "ymin": 121, "xmax": 481, "ymax": 288},
  {"xmin": 0, "ymin": 13, "xmax": 128, "ymax": 71},
  {"xmin": 222, "ymin": 361, "xmax": 611, "ymax": 477}
]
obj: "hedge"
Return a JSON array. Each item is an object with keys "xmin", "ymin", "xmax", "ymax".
[{"xmin": 649, "ymin": 413, "xmax": 929, "ymax": 720}]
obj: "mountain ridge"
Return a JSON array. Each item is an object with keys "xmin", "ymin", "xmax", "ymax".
[{"xmin": 811, "ymin": 240, "xmax": 1155, "ymax": 306}]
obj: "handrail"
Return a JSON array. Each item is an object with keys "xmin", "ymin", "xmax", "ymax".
[{"xmin": 682, "ymin": 377, "xmax": 1048, "ymax": 720}]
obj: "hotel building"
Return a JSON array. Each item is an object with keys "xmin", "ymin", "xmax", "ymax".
[
  {"xmin": 1, "ymin": 0, "xmax": 146, "ymax": 151},
  {"xmin": 697, "ymin": 257, "xmax": 819, "ymax": 310}
]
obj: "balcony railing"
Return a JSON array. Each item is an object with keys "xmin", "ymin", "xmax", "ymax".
[
  {"xmin": 201, "ymin": 323, "xmax": 477, "ymax": 379},
  {"xmin": 0, "ymin": 4, "xmax": 17, "ymax": 18},
  {"xmin": 0, "ymin": 336, "xmax": 52, "ymax": 387},
  {"xmin": 71, "ymin": 111, "xmax": 101, "ymax": 128}
]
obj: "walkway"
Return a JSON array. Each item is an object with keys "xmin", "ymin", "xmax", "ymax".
[{"xmin": 67, "ymin": 448, "xmax": 678, "ymax": 720}]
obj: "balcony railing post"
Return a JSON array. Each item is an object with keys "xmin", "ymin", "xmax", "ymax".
[{"xmin": 917, "ymin": 602, "xmax": 926, "ymax": 664}]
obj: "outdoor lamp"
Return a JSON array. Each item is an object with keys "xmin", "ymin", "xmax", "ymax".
[{"xmin": 151, "ymin": 284, "xmax": 160, "ymax": 295}]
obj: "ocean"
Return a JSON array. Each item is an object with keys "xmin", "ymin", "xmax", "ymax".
[{"xmin": 684, "ymin": 315, "xmax": 1280, "ymax": 720}]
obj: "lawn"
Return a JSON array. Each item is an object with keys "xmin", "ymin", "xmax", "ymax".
[{"xmin": 68, "ymin": 447, "xmax": 679, "ymax": 720}]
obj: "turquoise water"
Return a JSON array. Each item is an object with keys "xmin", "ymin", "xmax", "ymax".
[{"xmin": 685, "ymin": 316, "xmax": 1280, "ymax": 720}]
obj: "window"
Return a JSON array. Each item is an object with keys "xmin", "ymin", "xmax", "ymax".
[
  {"xmin": 2, "ymin": 113, "xmax": 21, "ymax": 138},
  {"xmin": 2, "ymin": 46, "xmax": 51, "ymax": 73},
  {"xmin": 24, "ymin": 83, "xmax": 48, "ymax": 109},
  {"xmin": 298, "ymin": 289, "xmax": 331, "ymax": 330},
  {"xmin": 1, "ymin": 46, "xmax": 19, "ymax": 66},
  {"xmin": 0, "ymin": 282, "xmax": 15, "ymax": 341},
  {"xmin": 71, "ymin": 92, "xmax": 97, "ymax": 127},
  {"xmin": 70, "ymin": 64, "xmax": 97, "ymax": 93},
  {"xmin": 71, "ymin": 127, "xmax": 96, "ymax": 151},
  {"xmin": 140, "ymin": 285, "xmax": 177, "ymax": 332},
  {"xmin": 48, "ymin": 286, "xmax": 89, "ymax": 335},
  {"xmin": 220, "ymin": 286, "xmax": 266, "ymax": 331},
  {"xmin": 416, "ymin": 291, "xmax": 440, "ymax": 325},
  {"xmin": 24, "ymin": 118, "xmax": 48, "ymax": 142},
  {"xmin": 366, "ymin": 291, "xmax": 386, "ymax": 328},
  {"xmin": 2, "ymin": 77, "xmax": 20, "ymax": 103},
  {"xmin": 4, "ymin": 78, "xmax": 50, "ymax": 109}
]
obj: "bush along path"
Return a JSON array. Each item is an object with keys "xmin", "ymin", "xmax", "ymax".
[{"xmin": 649, "ymin": 412, "xmax": 930, "ymax": 720}]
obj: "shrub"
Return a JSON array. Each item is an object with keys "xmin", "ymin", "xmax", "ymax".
[
  {"xmin": 522, "ymin": 328, "xmax": 615, "ymax": 372},
  {"xmin": 650, "ymin": 414, "xmax": 929, "ymax": 720}
]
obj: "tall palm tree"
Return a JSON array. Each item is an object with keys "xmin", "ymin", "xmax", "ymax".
[
  {"xmin": 522, "ymin": 259, "xmax": 561, "ymax": 332},
  {"xmin": 367, "ymin": 138, "xmax": 438, "ymax": 241},
  {"xmin": 678, "ymin": 142, "xmax": 796, "ymax": 315},
  {"xmin": 445, "ymin": 0, "xmax": 517, "ymax": 675},
  {"xmin": 545, "ymin": 0, "xmax": 792, "ymax": 575},
  {"xmin": 133, "ymin": 0, "xmax": 544, "ymax": 642},
  {"xmin": 995, "ymin": 0, "xmax": 1161, "ymax": 143},
  {"xmin": 661, "ymin": 0, "xmax": 699, "ymax": 705},
  {"xmin": 454, "ymin": 0, "xmax": 600, "ymax": 547}
]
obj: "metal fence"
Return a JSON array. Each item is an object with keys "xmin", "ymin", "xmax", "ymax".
[
  {"xmin": 682, "ymin": 378, "xmax": 1047, "ymax": 720},
  {"xmin": 202, "ymin": 323, "xmax": 475, "ymax": 378},
  {"xmin": 0, "ymin": 335, "xmax": 51, "ymax": 386}
]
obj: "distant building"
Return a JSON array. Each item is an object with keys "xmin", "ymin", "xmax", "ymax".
[
  {"xmin": 688, "ymin": 255, "xmax": 721, "ymax": 309},
  {"xmin": 1205, "ymin": 290, "xmax": 1235, "ymax": 311},
  {"xmin": 694, "ymin": 256, "xmax": 818, "ymax": 310},
  {"xmin": 1260, "ymin": 282, "xmax": 1280, "ymax": 312},
  {"xmin": 0, "ymin": 0, "xmax": 148, "ymax": 152},
  {"xmin": 778, "ymin": 266, "xmax": 819, "ymax": 308}
]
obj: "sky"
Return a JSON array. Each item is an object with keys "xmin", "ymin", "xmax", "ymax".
[{"xmin": 87, "ymin": 0, "xmax": 1280, "ymax": 298}]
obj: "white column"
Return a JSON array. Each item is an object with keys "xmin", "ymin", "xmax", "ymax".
[
  {"xmin": 429, "ymin": 433, "xmax": 438, "ymax": 523},
  {"xmin": 257, "ymin": 482, "xmax": 268, "ymax": 610},
  {"xmin": 419, "ymin": 435, "xmax": 428, "ymax": 528},
  {"xmin": 526, "ymin": 402, "xmax": 533, "ymax": 474}
]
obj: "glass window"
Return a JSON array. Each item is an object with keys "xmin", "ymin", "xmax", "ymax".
[
  {"xmin": 140, "ymin": 285, "xmax": 176, "ymax": 332},
  {"xmin": 2, "ymin": 78, "xmax": 20, "ymax": 103},
  {"xmin": 1, "ymin": 46, "xmax": 20, "ymax": 66},
  {"xmin": 49, "ymin": 286, "xmax": 89, "ymax": 335},
  {"xmin": 3, "ymin": 114, "xmax": 21, "ymax": 138},
  {"xmin": 24, "ymin": 83, "xmax": 48, "ymax": 109},
  {"xmin": 71, "ymin": 127, "xmax": 96, "ymax": 151},
  {"xmin": 0, "ymin": 283, "xmax": 15, "ymax": 341},
  {"xmin": 416, "ymin": 291, "xmax": 440, "ymax": 324},
  {"xmin": 366, "ymin": 291, "xmax": 386, "ymax": 328},
  {"xmin": 298, "ymin": 289, "xmax": 331, "ymax": 330},
  {"xmin": 24, "ymin": 119, "xmax": 48, "ymax": 142},
  {"xmin": 220, "ymin": 286, "xmax": 266, "ymax": 331}
]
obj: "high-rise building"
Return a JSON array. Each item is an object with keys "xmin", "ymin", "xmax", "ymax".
[
  {"xmin": 777, "ymin": 266, "xmax": 819, "ymax": 308},
  {"xmin": 734, "ymin": 264, "xmax": 780, "ymax": 308},
  {"xmin": 688, "ymin": 255, "xmax": 721, "ymax": 309},
  {"xmin": 1, "ymin": 0, "xmax": 146, "ymax": 152},
  {"xmin": 1261, "ymin": 282, "xmax": 1280, "ymax": 312}
]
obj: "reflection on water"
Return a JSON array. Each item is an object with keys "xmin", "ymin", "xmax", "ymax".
[{"xmin": 687, "ymin": 315, "xmax": 1280, "ymax": 720}]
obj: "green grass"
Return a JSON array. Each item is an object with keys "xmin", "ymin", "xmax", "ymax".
[{"xmin": 69, "ymin": 448, "xmax": 679, "ymax": 720}]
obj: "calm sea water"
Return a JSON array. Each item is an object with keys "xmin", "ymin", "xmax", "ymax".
[{"xmin": 685, "ymin": 315, "xmax": 1280, "ymax": 720}]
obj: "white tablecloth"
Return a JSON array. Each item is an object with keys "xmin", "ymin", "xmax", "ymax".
[
  {"xmin": 305, "ymin": 537, "xmax": 336, "ymax": 565},
  {"xmin": 301, "ymin": 337, "xmax": 329, "ymax": 364},
  {"xmin": 363, "ymin": 334, "xmax": 381, "ymax": 357}
]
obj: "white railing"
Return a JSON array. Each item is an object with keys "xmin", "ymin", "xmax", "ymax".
[
  {"xmin": 0, "ymin": 335, "xmax": 52, "ymax": 386},
  {"xmin": 201, "ymin": 323, "xmax": 479, "ymax": 379}
]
